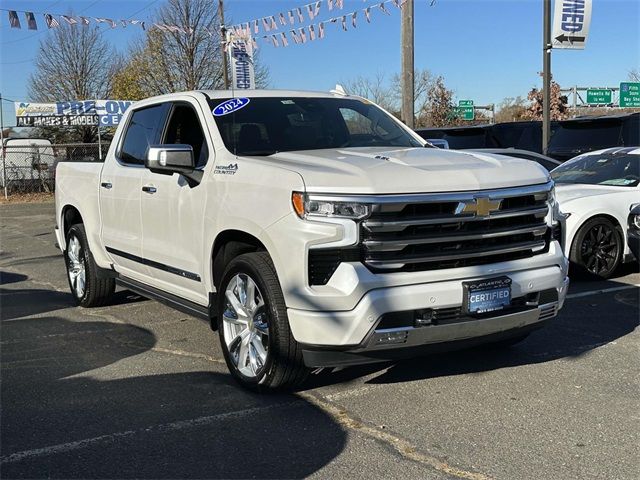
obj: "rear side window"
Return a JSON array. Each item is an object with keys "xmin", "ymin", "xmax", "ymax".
[{"xmin": 120, "ymin": 104, "xmax": 168, "ymax": 165}]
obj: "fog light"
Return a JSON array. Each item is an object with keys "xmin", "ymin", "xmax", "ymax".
[
  {"xmin": 374, "ymin": 331, "xmax": 408, "ymax": 345},
  {"xmin": 414, "ymin": 309, "xmax": 433, "ymax": 327}
]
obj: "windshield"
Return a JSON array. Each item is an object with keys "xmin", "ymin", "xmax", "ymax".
[
  {"xmin": 209, "ymin": 96, "xmax": 423, "ymax": 156},
  {"xmin": 551, "ymin": 153, "xmax": 639, "ymax": 187}
]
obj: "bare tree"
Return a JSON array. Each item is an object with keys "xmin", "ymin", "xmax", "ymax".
[
  {"xmin": 341, "ymin": 73, "xmax": 398, "ymax": 113},
  {"xmin": 495, "ymin": 96, "xmax": 529, "ymax": 123},
  {"xmin": 629, "ymin": 68, "xmax": 640, "ymax": 82},
  {"xmin": 420, "ymin": 76, "xmax": 457, "ymax": 127},
  {"xmin": 28, "ymin": 20, "xmax": 118, "ymax": 142},
  {"xmin": 113, "ymin": 0, "xmax": 268, "ymax": 99}
]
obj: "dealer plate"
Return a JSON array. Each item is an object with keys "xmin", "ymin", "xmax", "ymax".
[{"xmin": 463, "ymin": 276, "xmax": 512, "ymax": 314}]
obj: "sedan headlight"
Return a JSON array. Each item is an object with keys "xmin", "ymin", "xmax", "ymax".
[
  {"xmin": 629, "ymin": 204, "xmax": 640, "ymax": 231},
  {"xmin": 292, "ymin": 192, "xmax": 371, "ymax": 220}
]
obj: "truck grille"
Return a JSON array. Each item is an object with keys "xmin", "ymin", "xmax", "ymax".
[{"xmin": 360, "ymin": 183, "xmax": 552, "ymax": 273}]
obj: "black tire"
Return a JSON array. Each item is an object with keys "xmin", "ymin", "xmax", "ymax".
[
  {"xmin": 570, "ymin": 217, "xmax": 623, "ymax": 279},
  {"xmin": 64, "ymin": 224, "xmax": 115, "ymax": 307},
  {"xmin": 217, "ymin": 251, "xmax": 308, "ymax": 392}
]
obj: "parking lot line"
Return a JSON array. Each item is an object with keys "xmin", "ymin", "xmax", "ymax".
[
  {"xmin": 566, "ymin": 284, "xmax": 639, "ymax": 300},
  {"xmin": 0, "ymin": 401, "xmax": 303, "ymax": 465}
]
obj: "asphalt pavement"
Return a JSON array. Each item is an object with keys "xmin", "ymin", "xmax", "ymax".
[{"xmin": 1, "ymin": 202, "xmax": 638, "ymax": 480}]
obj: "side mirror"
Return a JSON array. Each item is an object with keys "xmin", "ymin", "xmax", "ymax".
[{"xmin": 146, "ymin": 144, "xmax": 202, "ymax": 185}]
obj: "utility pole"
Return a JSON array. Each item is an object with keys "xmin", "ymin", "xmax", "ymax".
[
  {"xmin": 401, "ymin": 0, "xmax": 414, "ymax": 129},
  {"xmin": 219, "ymin": 0, "xmax": 229, "ymax": 89},
  {"xmin": 0, "ymin": 93, "xmax": 6, "ymax": 199},
  {"xmin": 542, "ymin": 0, "xmax": 551, "ymax": 155}
]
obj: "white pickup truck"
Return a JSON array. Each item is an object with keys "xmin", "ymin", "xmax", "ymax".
[{"xmin": 55, "ymin": 90, "xmax": 569, "ymax": 390}]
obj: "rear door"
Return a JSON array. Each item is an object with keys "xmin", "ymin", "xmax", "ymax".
[
  {"xmin": 139, "ymin": 97, "xmax": 212, "ymax": 305},
  {"xmin": 100, "ymin": 103, "xmax": 169, "ymax": 283}
]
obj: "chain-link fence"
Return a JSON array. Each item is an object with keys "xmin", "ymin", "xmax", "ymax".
[{"xmin": 1, "ymin": 143, "xmax": 107, "ymax": 195}]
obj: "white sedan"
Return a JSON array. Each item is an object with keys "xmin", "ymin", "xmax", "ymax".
[{"xmin": 551, "ymin": 147, "xmax": 640, "ymax": 278}]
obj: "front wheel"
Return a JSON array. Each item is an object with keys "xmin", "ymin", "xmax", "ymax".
[
  {"xmin": 570, "ymin": 218, "xmax": 623, "ymax": 279},
  {"xmin": 217, "ymin": 252, "xmax": 308, "ymax": 391},
  {"xmin": 64, "ymin": 224, "xmax": 115, "ymax": 307}
]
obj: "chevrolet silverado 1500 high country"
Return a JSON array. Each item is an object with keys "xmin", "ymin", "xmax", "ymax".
[{"xmin": 55, "ymin": 90, "xmax": 569, "ymax": 390}]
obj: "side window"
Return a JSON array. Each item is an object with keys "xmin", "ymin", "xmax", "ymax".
[
  {"xmin": 163, "ymin": 104, "xmax": 209, "ymax": 168},
  {"xmin": 120, "ymin": 104, "xmax": 168, "ymax": 165}
]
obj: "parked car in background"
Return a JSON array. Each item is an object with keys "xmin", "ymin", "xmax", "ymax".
[
  {"xmin": 471, "ymin": 148, "xmax": 561, "ymax": 171},
  {"xmin": 415, "ymin": 125, "xmax": 497, "ymax": 149},
  {"xmin": 1, "ymin": 138, "xmax": 56, "ymax": 192},
  {"xmin": 551, "ymin": 147, "xmax": 640, "ymax": 278},
  {"xmin": 628, "ymin": 204, "xmax": 640, "ymax": 262},
  {"xmin": 547, "ymin": 113, "xmax": 640, "ymax": 162}
]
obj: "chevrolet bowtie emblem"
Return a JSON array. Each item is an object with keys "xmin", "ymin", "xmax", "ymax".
[{"xmin": 456, "ymin": 197, "xmax": 502, "ymax": 217}]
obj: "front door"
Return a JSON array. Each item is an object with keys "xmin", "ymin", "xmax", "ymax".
[{"xmin": 139, "ymin": 98, "xmax": 212, "ymax": 305}]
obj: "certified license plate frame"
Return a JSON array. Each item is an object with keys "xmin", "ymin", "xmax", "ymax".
[{"xmin": 463, "ymin": 276, "xmax": 512, "ymax": 315}]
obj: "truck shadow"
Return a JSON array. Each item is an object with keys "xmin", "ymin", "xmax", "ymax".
[
  {"xmin": 1, "ymin": 315, "xmax": 346, "ymax": 479},
  {"xmin": 304, "ymin": 279, "xmax": 639, "ymax": 388}
]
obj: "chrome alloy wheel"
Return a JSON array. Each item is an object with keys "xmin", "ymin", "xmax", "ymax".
[
  {"xmin": 222, "ymin": 273, "xmax": 269, "ymax": 378},
  {"xmin": 67, "ymin": 235, "xmax": 86, "ymax": 298}
]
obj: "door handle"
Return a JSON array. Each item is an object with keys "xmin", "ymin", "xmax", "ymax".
[
  {"xmin": 142, "ymin": 185, "xmax": 157, "ymax": 194},
  {"xmin": 100, "ymin": 182, "xmax": 112, "ymax": 189}
]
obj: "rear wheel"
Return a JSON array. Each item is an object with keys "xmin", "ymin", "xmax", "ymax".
[
  {"xmin": 217, "ymin": 252, "xmax": 308, "ymax": 391},
  {"xmin": 570, "ymin": 218, "xmax": 623, "ymax": 279},
  {"xmin": 64, "ymin": 224, "xmax": 115, "ymax": 307}
]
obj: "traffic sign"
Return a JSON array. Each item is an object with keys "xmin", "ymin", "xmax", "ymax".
[
  {"xmin": 620, "ymin": 82, "xmax": 640, "ymax": 108},
  {"xmin": 458, "ymin": 100, "xmax": 474, "ymax": 107},
  {"xmin": 552, "ymin": 0, "xmax": 592, "ymax": 50},
  {"xmin": 454, "ymin": 106, "xmax": 475, "ymax": 121},
  {"xmin": 586, "ymin": 89, "xmax": 612, "ymax": 105}
]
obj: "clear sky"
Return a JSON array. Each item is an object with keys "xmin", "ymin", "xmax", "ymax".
[{"xmin": 1, "ymin": 0, "xmax": 639, "ymax": 126}]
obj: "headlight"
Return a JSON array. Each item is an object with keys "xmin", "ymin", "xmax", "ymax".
[
  {"xmin": 292, "ymin": 192, "xmax": 371, "ymax": 220},
  {"xmin": 629, "ymin": 204, "xmax": 640, "ymax": 231}
]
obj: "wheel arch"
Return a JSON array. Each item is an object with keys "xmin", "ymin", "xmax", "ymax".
[
  {"xmin": 571, "ymin": 213, "xmax": 625, "ymax": 254},
  {"xmin": 210, "ymin": 230, "xmax": 268, "ymax": 291},
  {"xmin": 61, "ymin": 204, "xmax": 84, "ymax": 245}
]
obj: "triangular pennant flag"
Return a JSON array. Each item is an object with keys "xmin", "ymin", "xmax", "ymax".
[
  {"xmin": 351, "ymin": 11, "xmax": 357, "ymax": 28},
  {"xmin": 8, "ymin": 11, "xmax": 21, "ymax": 29},
  {"xmin": 79, "ymin": 16, "xmax": 90, "ymax": 25},
  {"xmin": 251, "ymin": 37, "xmax": 258, "ymax": 49},
  {"xmin": 392, "ymin": 0, "xmax": 400, "ymax": 8},
  {"xmin": 280, "ymin": 32, "xmax": 289, "ymax": 47},
  {"xmin": 279, "ymin": 13, "xmax": 287, "ymax": 25},
  {"xmin": 306, "ymin": 4, "xmax": 315, "ymax": 21},
  {"xmin": 251, "ymin": 19, "xmax": 258, "ymax": 34},
  {"xmin": 309, "ymin": 24, "xmax": 316, "ymax": 41},
  {"xmin": 154, "ymin": 23, "xmax": 169, "ymax": 31},
  {"xmin": 270, "ymin": 16, "xmax": 277, "ymax": 30},
  {"xmin": 341, "ymin": 15, "xmax": 347, "ymax": 31},
  {"xmin": 25, "ymin": 12, "xmax": 37, "ymax": 30},
  {"xmin": 314, "ymin": 1, "xmax": 322, "ymax": 17},
  {"xmin": 270, "ymin": 34, "xmax": 279, "ymax": 47},
  {"xmin": 318, "ymin": 22, "xmax": 325, "ymax": 39},
  {"xmin": 44, "ymin": 14, "xmax": 60, "ymax": 28},
  {"xmin": 328, "ymin": 0, "xmax": 334, "ymax": 11},
  {"xmin": 296, "ymin": 8, "xmax": 304, "ymax": 23},
  {"xmin": 288, "ymin": 11, "xmax": 295, "ymax": 25},
  {"xmin": 336, "ymin": 0, "xmax": 344, "ymax": 9},
  {"xmin": 62, "ymin": 15, "xmax": 78, "ymax": 25},
  {"xmin": 121, "ymin": 20, "xmax": 128, "ymax": 27},
  {"xmin": 299, "ymin": 27, "xmax": 307, "ymax": 43},
  {"xmin": 291, "ymin": 29, "xmax": 300, "ymax": 44},
  {"xmin": 379, "ymin": 3, "xmax": 390, "ymax": 15},
  {"xmin": 364, "ymin": 7, "xmax": 371, "ymax": 22},
  {"xmin": 261, "ymin": 17, "xmax": 271, "ymax": 31}
]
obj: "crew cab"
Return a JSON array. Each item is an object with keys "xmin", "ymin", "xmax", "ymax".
[{"xmin": 55, "ymin": 90, "xmax": 569, "ymax": 391}]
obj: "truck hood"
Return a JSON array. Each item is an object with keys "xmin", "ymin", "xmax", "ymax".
[{"xmin": 256, "ymin": 147, "xmax": 550, "ymax": 194}]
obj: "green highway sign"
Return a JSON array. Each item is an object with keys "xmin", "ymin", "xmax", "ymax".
[
  {"xmin": 620, "ymin": 82, "xmax": 640, "ymax": 108},
  {"xmin": 458, "ymin": 100, "xmax": 474, "ymax": 107},
  {"xmin": 454, "ymin": 106, "xmax": 475, "ymax": 121},
  {"xmin": 586, "ymin": 89, "xmax": 612, "ymax": 105}
]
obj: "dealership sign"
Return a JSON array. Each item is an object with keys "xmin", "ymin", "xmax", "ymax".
[
  {"xmin": 552, "ymin": 0, "xmax": 592, "ymax": 50},
  {"xmin": 15, "ymin": 100, "xmax": 133, "ymax": 127}
]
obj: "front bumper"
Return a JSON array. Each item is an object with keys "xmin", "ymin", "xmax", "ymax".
[
  {"xmin": 628, "ymin": 231, "xmax": 640, "ymax": 262},
  {"xmin": 288, "ymin": 266, "xmax": 569, "ymax": 355}
]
